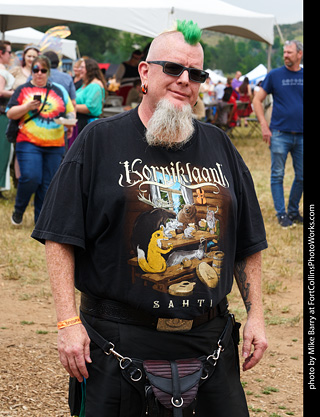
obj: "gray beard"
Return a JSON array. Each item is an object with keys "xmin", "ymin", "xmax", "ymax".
[{"xmin": 145, "ymin": 99, "xmax": 195, "ymax": 150}]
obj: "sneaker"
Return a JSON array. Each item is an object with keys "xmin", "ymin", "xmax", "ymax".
[
  {"xmin": 11, "ymin": 211, "xmax": 23, "ymax": 226},
  {"xmin": 278, "ymin": 214, "xmax": 294, "ymax": 228},
  {"xmin": 288, "ymin": 213, "xmax": 303, "ymax": 224}
]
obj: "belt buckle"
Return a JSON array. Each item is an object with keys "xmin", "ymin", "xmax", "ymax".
[{"xmin": 156, "ymin": 318, "xmax": 193, "ymax": 332}]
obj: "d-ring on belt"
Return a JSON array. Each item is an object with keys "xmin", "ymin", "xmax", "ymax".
[{"xmin": 80, "ymin": 293, "xmax": 229, "ymax": 332}]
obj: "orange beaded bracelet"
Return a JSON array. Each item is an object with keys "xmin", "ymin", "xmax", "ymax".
[{"xmin": 57, "ymin": 316, "xmax": 82, "ymax": 330}]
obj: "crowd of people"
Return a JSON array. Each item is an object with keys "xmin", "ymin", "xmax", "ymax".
[
  {"xmin": 197, "ymin": 71, "xmax": 255, "ymax": 128},
  {"xmin": 0, "ymin": 43, "xmax": 119, "ymax": 224},
  {"xmin": 0, "ymin": 43, "xmax": 148, "ymax": 222}
]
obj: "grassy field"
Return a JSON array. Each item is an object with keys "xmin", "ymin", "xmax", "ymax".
[{"xmin": 229, "ymin": 129, "xmax": 303, "ymax": 316}]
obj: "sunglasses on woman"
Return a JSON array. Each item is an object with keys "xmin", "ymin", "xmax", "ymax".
[
  {"xmin": 32, "ymin": 67, "xmax": 48, "ymax": 74},
  {"xmin": 147, "ymin": 61, "xmax": 209, "ymax": 83}
]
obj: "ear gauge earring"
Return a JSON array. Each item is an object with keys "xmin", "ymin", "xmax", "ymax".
[{"xmin": 141, "ymin": 84, "xmax": 148, "ymax": 94}]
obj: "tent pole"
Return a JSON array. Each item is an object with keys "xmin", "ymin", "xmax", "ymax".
[
  {"xmin": 1, "ymin": 16, "xmax": 7, "ymax": 39},
  {"xmin": 76, "ymin": 44, "xmax": 81, "ymax": 59},
  {"xmin": 275, "ymin": 21, "xmax": 284, "ymax": 44},
  {"xmin": 267, "ymin": 44, "xmax": 272, "ymax": 72}
]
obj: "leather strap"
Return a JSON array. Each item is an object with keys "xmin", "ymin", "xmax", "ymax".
[
  {"xmin": 171, "ymin": 361, "xmax": 183, "ymax": 417},
  {"xmin": 80, "ymin": 311, "xmax": 235, "ymax": 363},
  {"xmin": 80, "ymin": 311, "xmax": 114, "ymax": 354},
  {"xmin": 21, "ymin": 82, "xmax": 51, "ymax": 127}
]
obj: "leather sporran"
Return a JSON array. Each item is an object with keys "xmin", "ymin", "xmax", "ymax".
[{"xmin": 143, "ymin": 359, "xmax": 203, "ymax": 417}]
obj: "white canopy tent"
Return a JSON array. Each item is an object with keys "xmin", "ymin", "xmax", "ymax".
[
  {"xmin": 0, "ymin": 0, "xmax": 276, "ymax": 45},
  {"xmin": 1, "ymin": 27, "xmax": 78, "ymax": 60},
  {"xmin": 206, "ymin": 69, "xmax": 227, "ymax": 85},
  {"xmin": 240, "ymin": 64, "xmax": 268, "ymax": 86}
]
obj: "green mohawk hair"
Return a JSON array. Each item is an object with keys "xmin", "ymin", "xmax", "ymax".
[{"xmin": 176, "ymin": 20, "xmax": 202, "ymax": 45}]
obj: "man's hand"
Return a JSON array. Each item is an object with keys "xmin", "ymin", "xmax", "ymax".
[
  {"xmin": 242, "ymin": 317, "xmax": 268, "ymax": 371},
  {"xmin": 234, "ymin": 252, "xmax": 268, "ymax": 371},
  {"xmin": 261, "ymin": 123, "xmax": 272, "ymax": 146},
  {"xmin": 58, "ymin": 323, "xmax": 92, "ymax": 382},
  {"xmin": 45, "ymin": 242, "xmax": 91, "ymax": 381},
  {"xmin": 252, "ymin": 88, "xmax": 271, "ymax": 145},
  {"xmin": 67, "ymin": 125, "xmax": 74, "ymax": 139}
]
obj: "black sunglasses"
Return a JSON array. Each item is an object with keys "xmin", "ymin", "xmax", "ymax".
[
  {"xmin": 32, "ymin": 67, "xmax": 48, "ymax": 74},
  {"xmin": 147, "ymin": 61, "xmax": 209, "ymax": 83}
]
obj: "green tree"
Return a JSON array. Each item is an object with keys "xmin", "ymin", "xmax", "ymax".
[
  {"xmin": 201, "ymin": 42, "xmax": 218, "ymax": 70},
  {"xmin": 68, "ymin": 23, "xmax": 152, "ymax": 63},
  {"xmin": 38, "ymin": 23, "xmax": 152, "ymax": 63},
  {"xmin": 103, "ymin": 31, "xmax": 152, "ymax": 64},
  {"xmin": 214, "ymin": 37, "xmax": 238, "ymax": 73}
]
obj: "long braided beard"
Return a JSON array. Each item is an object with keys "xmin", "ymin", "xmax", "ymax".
[{"xmin": 145, "ymin": 99, "xmax": 195, "ymax": 150}]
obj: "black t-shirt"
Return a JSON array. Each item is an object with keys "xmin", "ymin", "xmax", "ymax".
[{"xmin": 32, "ymin": 107, "xmax": 267, "ymax": 319}]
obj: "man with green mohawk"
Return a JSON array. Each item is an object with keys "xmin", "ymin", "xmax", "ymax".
[
  {"xmin": 34, "ymin": 19, "xmax": 268, "ymax": 417},
  {"xmin": 175, "ymin": 19, "xmax": 203, "ymax": 45}
]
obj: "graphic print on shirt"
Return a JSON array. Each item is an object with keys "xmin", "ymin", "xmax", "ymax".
[{"xmin": 119, "ymin": 158, "xmax": 230, "ymax": 298}]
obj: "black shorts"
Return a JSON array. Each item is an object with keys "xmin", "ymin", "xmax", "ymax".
[{"xmin": 71, "ymin": 313, "xmax": 249, "ymax": 417}]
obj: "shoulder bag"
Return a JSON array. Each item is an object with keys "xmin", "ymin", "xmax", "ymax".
[{"xmin": 6, "ymin": 83, "xmax": 51, "ymax": 143}]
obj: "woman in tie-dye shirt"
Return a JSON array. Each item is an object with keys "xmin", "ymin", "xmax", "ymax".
[{"xmin": 6, "ymin": 55, "xmax": 75, "ymax": 226}]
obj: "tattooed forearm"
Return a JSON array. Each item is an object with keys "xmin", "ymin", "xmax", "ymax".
[{"xmin": 234, "ymin": 259, "xmax": 252, "ymax": 313}]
